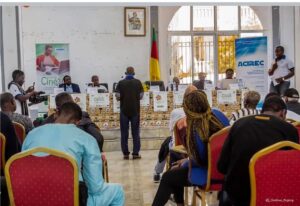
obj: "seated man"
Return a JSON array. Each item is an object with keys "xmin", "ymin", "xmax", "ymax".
[
  {"xmin": 22, "ymin": 103, "xmax": 124, "ymax": 206},
  {"xmin": 1, "ymin": 92, "xmax": 34, "ymax": 133},
  {"xmin": 88, "ymin": 75, "xmax": 108, "ymax": 93},
  {"xmin": 217, "ymin": 68, "xmax": 238, "ymax": 90},
  {"xmin": 283, "ymin": 88, "xmax": 300, "ymax": 121},
  {"xmin": 59, "ymin": 75, "xmax": 81, "ymax": 93},
  {"xmin": 1, "ymin": 112, "xmax": 21, "ymax": 206},
  {"xmin": 230, "ymin": 90, "xmax": 261, "ymax": 124},
  {"xmin": 43, "ymin": 92, "xmax": 104, "ymax": 152},
  {"xmin": 166, "ymin": 77, "xmax": 180, "ymax": 91},
  {"xmin": 218, "ymin": 96, "xmax": 299, "ymax": 206},
  {"xmin": 193, "ymin": 72, "xmax": 213, "ymax": 90}
]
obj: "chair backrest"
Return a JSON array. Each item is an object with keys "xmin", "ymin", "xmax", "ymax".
[
  {"xmin": 112, "ymin": 82, "xmax": 118, "ymax": 92},
  {"xmin": 99, "ymin": 83, "xmax": 108, "ymax": 90},
  {"xmin": 206, "ymin": 126, "xmax": 231, "ymax": 191},
  {"xmin": 174, "ymin": 117, "xmax": 187, "ymax": 146},
  {"xmin": 0, "ymin": 133, "xmax": 6, "ymax": 171},
  {"xmin": 5, "ymin": 147, "xmax": 79, "ymax": 206},
  {"xmin": 12, "ymin": 122, "xmax": 26, "ymax": 144},
  {"xmin": 249, "ymin": 141, "xmax": 300, "ymax": 206},
  {"xmin": 292, "ymin": 121, "xmax": 300, "ymax": 142}
]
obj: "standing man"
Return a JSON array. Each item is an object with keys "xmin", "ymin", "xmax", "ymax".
[
  {"xmin": 8, "ymin": 70, "xmax": 37, "ymax": 116},
  {"xmin": 59, "ymin": 75, "xmax": 81, "ymax": 93},
  {"xmin": 116, "ymin": 67, "xmax": 144, "ymax": 159},
  {"xmin": 268, "ymin": 46, "xmax": 295, "ymax": 95}
]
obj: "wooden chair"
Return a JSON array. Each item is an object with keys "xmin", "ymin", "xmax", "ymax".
[
  {"xmin": 12, "ymin": 122, "xmax": 26, "ymax": 145},
  {"xmin": 249, "ymin": 141, "xmax": 300, "ymax": 206},
  {"xmin": 0, "ymin": 133, "xmax": 6, "ymax": 172},
  {"xmin": 102, "ymin": 154, "xmax": 109, "ymax": 182},
  {"xmin": 192, "ymin": 126, "xmax": 231, "ymax": 206},
  {"xmin": 5, "ymin": 147, "xmax": 79, "ymax": 206}
]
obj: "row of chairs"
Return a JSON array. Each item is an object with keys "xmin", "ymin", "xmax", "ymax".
[
  {"xmin": 170, "ymin": 121, "xmax": 300, "ymax": 206},
  {"xmin": 0, "ymin": 122, "xmax": 110, "ymax": 206}
]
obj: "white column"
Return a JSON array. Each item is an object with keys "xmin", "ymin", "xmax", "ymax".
[
  {"xmin": 295, "ymin": 6, "xmax": 300, "ymax": 91},
  {"xmin": 2, "ymin": 6, "xmax": 19, "ymax": 91}
]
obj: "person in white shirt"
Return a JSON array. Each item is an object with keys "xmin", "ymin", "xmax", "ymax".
[
  {"xmin": 88, "ymin": 75, "xmax": 108, "ymax": 93},
  {"xmin": 8, "ymin": 70, "xmax": 37, "ymax": 116},
  {"xmin": 268, "ymin": 46, "xmax": 295, "ymax": 96},
  {"xmin": 217, "ymin": 68, "xmax": 238, "ymax": 90}
]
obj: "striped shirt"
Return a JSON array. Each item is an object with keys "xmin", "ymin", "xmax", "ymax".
[{"xmin": 230, "ymin": 108, "xmax": 260, "ymax": 124}]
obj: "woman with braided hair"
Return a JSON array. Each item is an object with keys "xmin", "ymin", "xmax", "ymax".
[{"xmin": 152, "ymin": 90, "xmax": 229, "ymax": 206}]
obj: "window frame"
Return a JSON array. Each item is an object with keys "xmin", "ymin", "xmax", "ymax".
[{"xmin": 169, "ymin": 6, "xmax": 264, "ymax": 84}]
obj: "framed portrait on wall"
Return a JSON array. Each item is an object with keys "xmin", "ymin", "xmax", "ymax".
[{"xmin": 124, "ymin": 7, "xmax": 146, "ymax": 36}]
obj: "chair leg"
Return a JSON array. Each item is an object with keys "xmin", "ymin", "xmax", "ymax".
[
  {"xmin": 192, "ymin": 187, "xmax": 197, "ymax": 206},
  {"xmin": 200, "ymin": 191, "xmax": 206, "ymax": 206},
  {"xmin": 184, "ymin": 187, "xmax": 189, "ymax": 206}
]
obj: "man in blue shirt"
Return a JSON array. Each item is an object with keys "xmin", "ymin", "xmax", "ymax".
[
  {"xmin": 23, "ymin": 102, "xmax": 124, "ymax": 206},
  {"xmin": 59, "ymin": 75, "xmax": 81, "ymax": 93}
]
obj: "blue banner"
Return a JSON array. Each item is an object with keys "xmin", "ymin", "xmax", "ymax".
[{"xmin": 235, "ymin": 37, "xmax": 268, "ymax": 96}]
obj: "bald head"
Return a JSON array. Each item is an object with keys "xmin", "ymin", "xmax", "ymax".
[
  {"xmin": 126, "ymin": 67, "xmax": 135, "ymax": 75},
  {"xmin": 184, "ymin": 85, "xmax": 197, "ymax": 98}
]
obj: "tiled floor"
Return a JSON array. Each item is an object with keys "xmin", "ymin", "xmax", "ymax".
[{"xmin": 105, "ymin": 150, "xmax": 219, "ymax": 206}]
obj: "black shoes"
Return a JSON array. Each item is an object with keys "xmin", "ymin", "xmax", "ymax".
[
  {"xmin": 153, "ymin": 173, "xmax": 161, "ymax": 183},
  {"xmin": 132, "ymin": 154, "xmax": 142, "ymax": 159},
  {"xmin": 123, "ymin": 154, "xmax": 141, "ymax": 160}
]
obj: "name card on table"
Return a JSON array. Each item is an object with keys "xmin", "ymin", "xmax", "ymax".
[
  {"xmin": 53, "ymin": 88, "xmax": 64, "ymax": 95},
  {"xmin": 203, "ymin": 90, "xmax": 213, "ymax": 106},
  {"xmin": 178, "ymin": 84, "xmax": 188, "ymax": 92},
  {"xmin": 87, "ymin": 87, "xmax": 98, "ymax": 94},
  {"xmin": 149, "ymin": 85, "xmax": 160, "ymax": 92},
  {"xmin": 173, "ymin": 91, "xmax": 184, "ymax": 106},
  {"xmin": 204, "ymin": 82, "xmax": 214, "ymax": 91},
  {"xmin": 153, "ymin": 92, "xmax": 168, "ymax": 112},
  {"xmin": 140, "ymin": 92, "xmax": 150, "ymax": 107},
  {"xmin": 89, "ymin": 93, "xmax": 110, "ymax": 108},
  {"xmin": 229, "ymin": 83, "xmax": 240, "ymax": 90},
  {"xmin": 49, "ymin": 94, "xmax": 56, "ymax": 109},
  {"xmin": 113, "ymin": 93, "xmax": 120, "ymax": 113},
  {"xmin": 217, "ymin": 90, "xmax": 237, "ymax": 104},
  {"xmin": 71, "ymin": 94, "xmax": 87, "ymax": 111}
]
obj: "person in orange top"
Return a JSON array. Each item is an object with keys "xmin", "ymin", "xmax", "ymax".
[{"xmin": 36, "ymin": 44, "xmax": 60, "ymax": 72}]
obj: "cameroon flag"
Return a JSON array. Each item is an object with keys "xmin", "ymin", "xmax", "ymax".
[{"xmin": 149, "ymin": 27, "xmax": 161, "ymax": 81}]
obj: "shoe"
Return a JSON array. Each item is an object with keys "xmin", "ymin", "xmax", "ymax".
[
  {"xmin": 132, "ymin": 154, "xmax": 142, "ymax": 159},
  {"xmin": 153, "ymin": 174, "xmax": 160, "ymax": 183},
  {"xmin": 123, "ymin": 155, "xmax": 129, "ymax": 160}
]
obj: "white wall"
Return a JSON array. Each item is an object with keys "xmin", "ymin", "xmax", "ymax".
[
  {"xmin": 2, "ymin": 6, "xmax": 19, "ymax": 91},
  {"xmin": 295, "ymin": 6, "xmax": 300, "ymax": 92},
  {"xmin": 20, "ymin": 6, "xmax": 151, "ymax": 91},
  {"xmin": 279, "ymin": 6, "xmax": 295, "ymax": 87}
]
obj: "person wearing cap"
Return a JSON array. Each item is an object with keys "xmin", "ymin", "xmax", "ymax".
[{"xmin": 283, "ymin": 88, "xmax": 300, "ymax": 121}]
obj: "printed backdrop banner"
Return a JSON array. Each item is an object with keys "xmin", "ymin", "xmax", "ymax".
[
  {"xmin": 235, "ymin": 37, "xmax": 268, "ymax": 97},
  {"xmin": 36, "ymin": 44, "xmax": 70, "ymax": 94}
]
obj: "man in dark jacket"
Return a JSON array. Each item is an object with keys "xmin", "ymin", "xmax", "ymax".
[
  {"xmin": 218, "ymin": 96, "xmax": 299, "ymax": 206},
  {"xmin": 59, "ymin": 75, "xmax": 81, "ymax": 93},
  {"xmin": 115, "ymin": 67, "xmax": 144, "ymax": 159},
  {"xmin": 42, "ymin": 92, "xmax": 104, "ymax": 151}
]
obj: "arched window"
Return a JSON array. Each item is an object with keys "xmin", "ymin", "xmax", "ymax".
[{"xmin": 169, "ymin": 6, "xmax": 263, "ymax": 84}]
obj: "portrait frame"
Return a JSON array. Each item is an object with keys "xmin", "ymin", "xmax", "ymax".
[{"xmin": 124, "ymin": 7, "xmax": 146, "ymax": 37}]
